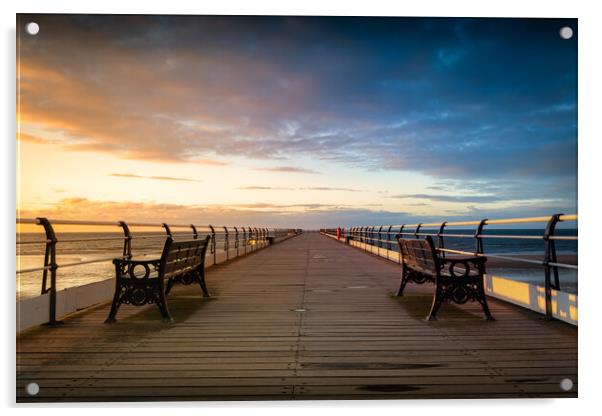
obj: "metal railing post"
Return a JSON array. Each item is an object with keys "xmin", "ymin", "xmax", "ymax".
[
  {"xmin": 242, "ymin": 227, "xmax": 247, "ymax": 254},
  {"xmin": 223, "ymin": 226, "xmax": 229, "ymax": 260},
  {"xmin": 208, "ymin": 225, "xmax": 216, "ymax": 264},
  {"xmin": 234, "ymin": 226, "xmax": 239, "ymax": 256},
  {"xmin": 190, "ymin": 224, "xmax": 198, "ymax": 239},
  {"xmin": 398, "ymin": 225, "xmax": 405, "ymax": 240},
  {"xmin": 118, "ymin": 221, "xmax": 132, "ymax": 260},
  {"xmin": 37, "ymin": 217, "xmax": 59, "ymax": 325},
  {"xmin": 415, "ymin": 223, "xmax": 422, "ymax": 239},
  {"xmin": 543, "ymin": 213, "xmax": 563, "ymax": 319},
  {"xmin": 162, "ymin": 223, "xmax": 172, "ymax": 237},
  {"xmin": 438, "ymin": 222, "xmax": 447, "ymax": 259},
  {"xmin": 475, "ymin": 219, "xmax": 488, "ymax": 255},
  {"xmin": 387, "ymin": 225, "xmax": 393, "ymax": 250}
]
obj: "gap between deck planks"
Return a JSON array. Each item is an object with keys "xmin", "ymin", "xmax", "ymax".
[{"xmin": 16, "ymin": 232, "xmax": 577, "ymax": 402}]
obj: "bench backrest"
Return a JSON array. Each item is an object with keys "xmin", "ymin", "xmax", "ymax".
[
  {"xmin": 160, "ymin": 236, "xmax": 210, "ymax": 279},
  {"xmin": 397, "ymin": 236, "xmax": 440, "ymax": 276}
]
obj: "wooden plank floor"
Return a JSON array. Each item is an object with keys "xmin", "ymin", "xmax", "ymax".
[{"xmin": 16, "ymin": 232, "xmax": 577, "ymax": 402}]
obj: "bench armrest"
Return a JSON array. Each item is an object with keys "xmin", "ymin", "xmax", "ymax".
[
  {"xmin": 440, "ymin": 256, "xmax": 487, "ymax": 277},
  {"xmin": 113, "ymin": 258, "xmax": 161, "ymax": 279},
  {"xmin": 440, "ymin": 255, "xmax": 486, "ymax": 265}
]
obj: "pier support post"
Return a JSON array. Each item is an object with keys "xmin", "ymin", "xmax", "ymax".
[
  {"xmin": 37, "ymin": 217, "xmax": 59, "ymax": 325},
  {"xmin": 234, "ymin": 227, "xmax": 239, "ymax": 256},
  {"xmin": 475, "ymin": 219, "xmax": 488, "ymax": 255},
  {"xmin": 223, "ymin": 226, "xmax": 229, "ymax": 260},
  {"xmin": 386, "ymin": 225, "xmax": 393, "ymax": 250},
  {"xmin": 209, "ymin": 225, "xmax": 216, "ymax": 264},
  {"xmin": 437, "ymin": 222, "xmax": 447, "ymax": 259},
  {"xmin": 414, "ymin": 223, "xmax": 422, "ymax": 239},
  {"xmin": 242, "ymin": 227, "xmax": 247, "ymax": 255},
  {"xmin": 543, "ymin": 214, "xmax": 563, "ymax": 319},
  {"xmin": 118, "ymin": 221, "xmax": 132, "ymax": 260}
]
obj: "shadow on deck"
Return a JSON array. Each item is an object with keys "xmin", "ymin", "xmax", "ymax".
[{"xmin": 16, "ymin": 232, "xmax": 577, "ymax": 402}]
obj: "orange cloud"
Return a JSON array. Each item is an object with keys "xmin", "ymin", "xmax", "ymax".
[
  {"xmin": 17, "ymin": 133, "xmax": 53, "ymax": 144},
  {"xmin": 238, "ymin": 185, "xmax": 364, "ymax": 192},
  {"xmin": 17, "ymin": 197, "xmax": 416, "ymax": 229},
  {"xmin": 17, "ymin": 15, "xmax": 319, "ymax": 167},
  {"xmin": 108, "ymin": 173, "xmax": 201, "ymax": 182},
  {"xmin": 17, "ymin": 197, "xmax": 355, "ymax": 229}
]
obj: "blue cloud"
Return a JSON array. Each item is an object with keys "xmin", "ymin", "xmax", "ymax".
[{"xmin": 20, "ymin": 15, "xmax": 578, "ymax": 217}]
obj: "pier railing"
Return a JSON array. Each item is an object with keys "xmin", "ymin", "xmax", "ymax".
[
  {"xmin": 321, "ymin": 213, "xmax": 578, "ymax": 324},
  {"xmin": 16, "ymin": 217, "xmax": 300, "ymax": 329}
]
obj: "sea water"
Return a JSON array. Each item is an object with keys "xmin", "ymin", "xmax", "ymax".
[
  {"xmin": 16, "ymin": 229, "xmax": 577, "ymax": 299},
  {"xmin": 358, "ymin": 228, "xmax": 578, "ymax": 293},
  {"xmin": 16, "ymin": 231, "xmax": 226, "ymax": 299}
]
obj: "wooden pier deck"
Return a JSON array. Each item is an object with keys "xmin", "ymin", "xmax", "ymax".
[{"xmin": 16, "ymin": 232, "xmax": 577, "ymax": 402}]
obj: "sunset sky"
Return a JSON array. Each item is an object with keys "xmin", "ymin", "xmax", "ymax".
[{"xmin": 16, "ymin": 15, "xmax": 577, "ymax": 228}]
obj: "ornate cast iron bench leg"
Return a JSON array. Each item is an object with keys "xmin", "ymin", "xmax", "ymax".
[
  {"xmin": 105, "ymin": 259, "xmax": 174, "ymax": 324},
  {"xmin": 105, "ymin": 263, "xmax": 125, "ymax": 323},
  {"xmin": 165, "ymin": 277, "xmax": 176, "ymax": 296},
  {"xmin": 397, "ymin": 264, "xmax": 410, "ymax": 296},
  {"xmin": 157, "ymin": 287, "xmax": 174, "ymax": 324},
  {"xmin": 104, "ymin": 287, "xmax": 122, "ymax": 323},
  {"xmin": 476, "ymin": 279, "xmax": 495, "ymax": 321},
  {"xmin": 198, "ymin": 268, "xmax": 210, "ymax": 297},
  {"xmin": 426, "ymin": 285, "xmax": 445, "ymax": 321},
  {"xmin": 397, "ymin": 270, "xmax": 430, "ymax": 296},
  {"xmin": 426, "ymin": 276, "xmax": 494, "ymax": 321},
  {"xmin": 164, "ymin": 269, "xmax": 210, "ymax": 297}
]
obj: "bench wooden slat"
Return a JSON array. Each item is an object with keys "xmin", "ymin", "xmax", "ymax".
[{"xmin": 400, "ymin": 239, "xmax": 439, "ymax": 276}]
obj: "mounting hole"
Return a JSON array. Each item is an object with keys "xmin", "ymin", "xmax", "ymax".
[
  {"xmin": 25, "ymin": 382, "xmax": 39, "ymax": 396},
  {"xmin": 25, "ymin": 22, "xmax": 40, "ymax": 36},
  {"xmin": 559, "ymin": 26, "xmax": 573, "ymax": 40},
  {"xmin": 560, "ymin": 378, "xmax": 573, "ymax": 391}
]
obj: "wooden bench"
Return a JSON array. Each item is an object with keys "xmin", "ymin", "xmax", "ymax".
[
  {"xmin": 396, "ymin": 236, "xmax": 494, "ymax": 321},
  {"xmin": 105, "ymin": 236, "xmax": 211, "ymax": 323}
]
